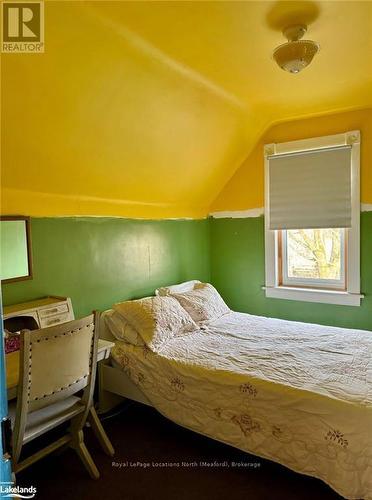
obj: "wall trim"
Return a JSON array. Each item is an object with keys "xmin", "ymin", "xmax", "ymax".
[
  {"xmin": 209, "ymin": 208, "xmax": 264, "ymax": 219},
  {"xmin": 361, "ymin": 203, "xmax": 372, "ymax": 212},
  {"xmin": 210, "ymin": 203, "xmax": 372, "ymax": 219}
]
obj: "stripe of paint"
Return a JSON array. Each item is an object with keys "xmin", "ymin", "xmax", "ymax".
[
  {"xmin": 361, "ymin": 204, "xmax": 372, "ymax": 212},
  {"xmin": 211, "ymin": 204, "xmax": 372, "ymax": 219},
  {"xmin": 209, "ymin": 208, "xmax": 264, "ymax": 219}
]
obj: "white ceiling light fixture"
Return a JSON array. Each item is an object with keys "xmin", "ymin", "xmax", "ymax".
[{"xmin": 273, "ymin": 24, "xmax": 320, "ymax": 74}]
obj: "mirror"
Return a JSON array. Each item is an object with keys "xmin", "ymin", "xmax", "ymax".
[{"xmin": 0, "ymin": 216, "xmax": 33, "ymax": 283}]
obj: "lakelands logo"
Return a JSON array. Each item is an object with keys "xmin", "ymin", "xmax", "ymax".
[
  {"xmin": 0, "ymin": 482, "xmax": 37, "ymax": 498},
  {"xmin": 1, "ymin": 1, "xmax": 44, "ymax": 52}
]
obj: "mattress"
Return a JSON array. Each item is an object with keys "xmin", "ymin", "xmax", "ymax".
[{"xmin": 111, "ymin": 311, "xmax": 372, "ymax": 499}]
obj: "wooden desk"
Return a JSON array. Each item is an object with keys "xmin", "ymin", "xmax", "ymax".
[{"xmin": 6, "ymin": 339, "xmax": 114, "ymax": 400}]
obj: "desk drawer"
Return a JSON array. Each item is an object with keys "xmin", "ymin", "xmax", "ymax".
[
  {"xmin": 38, "ymin": 303, "xmax": 69, "ymax": 319},
  {"xmin": 39, "ymin": 312, "xmax": 71, "ymax": 328}
]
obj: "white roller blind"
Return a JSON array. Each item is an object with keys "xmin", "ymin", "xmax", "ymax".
[{"xmin": 268, "ymin": 146, "xmax": 352, "ymax": 230}]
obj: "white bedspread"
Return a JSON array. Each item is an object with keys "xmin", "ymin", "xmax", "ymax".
[{"xmin": 111, "ymin": 311, "xmax": 372, "ymax": 499}]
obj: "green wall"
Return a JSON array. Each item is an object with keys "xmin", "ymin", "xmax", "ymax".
[
  {"xmin": 2, "ymin": 218, "xmax": 210, "ymax": 318},
  {"xmin": 210, "ymin": 212, "xmax": 372, "ymax": 331},
  {"xmin": 3, "ymin": 214, "xmax": 371, "ymax": 330}
]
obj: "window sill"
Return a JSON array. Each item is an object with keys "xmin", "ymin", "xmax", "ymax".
[{"xmin": 264, "ymin": 286, "xmax": 363, "ymax": 306}]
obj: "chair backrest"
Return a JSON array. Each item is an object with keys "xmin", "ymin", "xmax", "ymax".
[
  {"xmin": 18, "ymin": 313, "xmax": 99, "ymax": 414},
  {"xmin": 12, "ymin": 313, "xmax": 99, "ymax": 466}
]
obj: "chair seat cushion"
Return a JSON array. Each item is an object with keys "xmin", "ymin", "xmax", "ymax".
[{"xmin": 9, "ymin": 395, "xmax": 85, "ymax": 444}]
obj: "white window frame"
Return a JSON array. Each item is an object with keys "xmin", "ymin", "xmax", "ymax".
[{"xmin": 264, "ymin": 130, "xmax": 363, "ymax": 307}]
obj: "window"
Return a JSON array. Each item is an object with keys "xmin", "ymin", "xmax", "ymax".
[
  {"xmin": 264, "ymin": 131, "xmax": 362, "ymax": 306},
  {"xmin": 279, "ymin": 228, "xmax": 345, "ymax": 290}
]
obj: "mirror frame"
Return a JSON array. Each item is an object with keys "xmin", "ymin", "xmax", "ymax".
[{"xmin": 0, "ymin": 215, "xmax": 33, "ymax": 284}]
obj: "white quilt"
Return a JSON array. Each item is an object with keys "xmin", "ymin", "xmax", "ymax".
[{"xmin": 111, "ymin": 311, "xmax": 372, "ymax": 499}]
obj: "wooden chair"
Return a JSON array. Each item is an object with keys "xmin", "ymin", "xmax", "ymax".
[{"xmin": 9, "ymin": 313, "xmax": 100, "ymax": 479}]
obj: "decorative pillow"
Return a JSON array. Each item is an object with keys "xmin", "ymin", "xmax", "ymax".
[
  {"xmin": 113, "ymin": 296, "xmax": 197, "ymax": 350},
  {"xmin": 172, "ymin": 283, "xmax": 230, "ymax": 323},
  {"xmin": 104, "ymin": 310, "xmax": 144, "ymax": 346}
]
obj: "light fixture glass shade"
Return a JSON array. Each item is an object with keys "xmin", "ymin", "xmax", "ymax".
[{"xmin": 273, "ymin": 40, "xmax": 320, "ymax": 73}]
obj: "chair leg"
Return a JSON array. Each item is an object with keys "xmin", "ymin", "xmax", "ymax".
[
  {"xmin": 71, "ymin": 430, "xmax": 100, "ymax": 480},
  {"xmin": 88, "ymin": 407, "xmax": 115, "ymax": 457}
]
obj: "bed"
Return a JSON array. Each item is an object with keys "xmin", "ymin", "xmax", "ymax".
[{"xmin": 98, "ymin": 283, "xmax": 372, "ymax": 500}]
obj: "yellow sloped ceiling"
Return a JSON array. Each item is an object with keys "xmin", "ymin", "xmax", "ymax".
[{"xmin": 1, "ymin": 1, "xmax": 372, "ymax": 218}]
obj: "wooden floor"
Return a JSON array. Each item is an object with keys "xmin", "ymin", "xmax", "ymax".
[{"xmin": 18, "ymin": 401, "xmax": 342, "ymax": 500}]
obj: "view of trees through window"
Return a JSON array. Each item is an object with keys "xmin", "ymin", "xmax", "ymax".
[{"xmin": 285, "ymin": 228, "xmax": 343, "ymax": 281}]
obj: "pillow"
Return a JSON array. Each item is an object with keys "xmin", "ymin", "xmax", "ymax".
[
  {"xmin": 171, "ymin": 283, "xmax": 230, "ymax": 324},
  {"xmin": 104, "ymin": 310, "xmax": 144, "ymax": 346},
  {"xmin": 113, "ymin": 296, "xmax": 197, "ymax": 350},
  {"xmin": 155, "ymin": 280, "xmax": 201, "ymax": 296}
]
